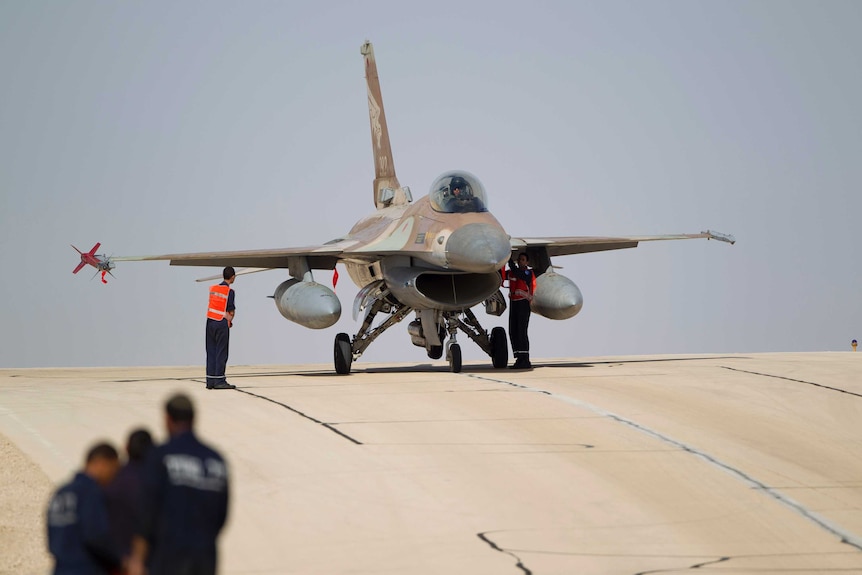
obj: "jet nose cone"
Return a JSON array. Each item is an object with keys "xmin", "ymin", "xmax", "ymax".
[{"xmin": 445, "ymin": 223, "xmax": 511, "ymax": 273}]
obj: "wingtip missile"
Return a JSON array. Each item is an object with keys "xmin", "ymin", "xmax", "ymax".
[
  {"xmin": 72, "ymin": 242, "xmax": 115, "ymax": 283},
  {"xmin": 703, "ymin": 230, "xmax": 736, "ymax": 245}
]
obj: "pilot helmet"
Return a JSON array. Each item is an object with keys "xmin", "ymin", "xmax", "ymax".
[{"xmin": 449, "ymin": 176, "xmax": 469, "ymax": 195}]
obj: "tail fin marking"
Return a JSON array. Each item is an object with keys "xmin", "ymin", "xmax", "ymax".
[{"xmin": 361, "ymin": 41, "xmax": 409, "ymax": 209}]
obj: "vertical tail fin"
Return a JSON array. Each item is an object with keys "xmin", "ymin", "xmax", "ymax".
[{"xmin": 361, "ymin": 41, "xmax": 408, "ymax": 209}]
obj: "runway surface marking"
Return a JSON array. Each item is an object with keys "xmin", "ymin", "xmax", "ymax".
[
  {"xmin": 466, "ymin": 372, "xmax": 862, "ymax": 555},
  {"xmin": 0, "ymin": 407, "xmax": 70, "ymax": 469}
]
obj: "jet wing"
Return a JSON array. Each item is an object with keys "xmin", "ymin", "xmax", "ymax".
[
  {"xmin": 113, "ymin": 244, "xmax": 348, "ymax": 270},
  {"xmin": 510, "ymin": 230, "xmax": 735, "ymax": 257}
]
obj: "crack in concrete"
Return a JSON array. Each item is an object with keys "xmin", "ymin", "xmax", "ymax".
[
  {"xmin": 477, "ymin": 531, "xmax": 532, "ymax": 575},
  {"xmin": 634, "ymin": 555, "xmax": 730, "ymax": 574},
  {"xmin": 234, "ymin": 388, "xmax": 362, "ymax": 445},
  {"xmin": 720, "ymin": 366, "xmax": 862, "ymax": 399},
  {"xmin": 466, "ymin": 373, "xmax": 553, "ymax": 394}
]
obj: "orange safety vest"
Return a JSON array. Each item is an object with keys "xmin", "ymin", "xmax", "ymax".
[
  {"xmin": 507, "ymin": 268, "xmax": 536, "ymax": 301},
  {"xmin": 207, "ymin": 284, "xmax": 231, "ymax": 321}
]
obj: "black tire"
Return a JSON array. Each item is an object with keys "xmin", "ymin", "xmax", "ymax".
[
  {"xmin": 334, "ymin": 333, "xmax": 352, "ymax": 375},
  {"xmin": 449, "ymin": 343, "xmax": 462, "ymax": 373},
  {"xmin": 490, "ymin": 326, "xmax": 508, "ymax": 369}
]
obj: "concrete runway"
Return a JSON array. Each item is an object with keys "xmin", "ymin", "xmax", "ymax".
[{"xmin": 2, "ymin": 352, "xmax": 861, "ymax": 574}]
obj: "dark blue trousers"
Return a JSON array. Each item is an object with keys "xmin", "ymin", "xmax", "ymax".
[
  {"xmin": 205, "ymin": 319, "xmax": 230, "ymax": 387},
  {"xmin": 508, "ymin": 299, "xmax": 531, "ymax": 360},
  {"xmin": 151, "ymin": 549, "xmax": 217, "ymax": 575}
]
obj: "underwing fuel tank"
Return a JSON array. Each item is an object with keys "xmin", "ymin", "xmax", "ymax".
[
  {"xmin": 273, "ymin": 279, "xmax": 341, "ymax": 329},
  {"xmin": 531, "ymin": 271, "xmax": 584, "ymax": 320}
]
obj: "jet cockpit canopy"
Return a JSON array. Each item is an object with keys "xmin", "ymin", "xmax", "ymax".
[{"xmin": 429, "ymin": 171, "xmax": 488, "ymax": 214}]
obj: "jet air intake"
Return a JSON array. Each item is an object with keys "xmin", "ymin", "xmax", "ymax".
[
  {"xmin": 382, "ymin": 265, "xmax": 502, "ymax": 311},
  {"xmin": 273, "ymin": 279, "xmax": 341, "ymax": 329}
]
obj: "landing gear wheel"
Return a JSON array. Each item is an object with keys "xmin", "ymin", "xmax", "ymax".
[
  {"xmin": 334, "ymin": 332, "xmax": 352, "ymax": 375},
  {"xmin": 490, "ymin": 326, "xmax": 508, "ymax": 369},
  {"xmin": 448, "ymin": 343, "xmax": 462, "ymax": 373}
]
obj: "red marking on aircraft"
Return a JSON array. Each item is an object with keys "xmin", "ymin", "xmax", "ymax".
[{"xmin": 72, "ymin": 243, "xmax": 115, "ymax": 284}]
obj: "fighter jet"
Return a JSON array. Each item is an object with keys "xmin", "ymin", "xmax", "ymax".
[{"xmin": 110, "ymin": 41, "xmax": 734, "ymax": 374}]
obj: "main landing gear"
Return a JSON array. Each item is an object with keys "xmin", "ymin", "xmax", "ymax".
[
  {"xmin": 334, "ymin": 333, "xmax": 352, "ymax": 375},
  {"xmin": 333, "ymin": 297, "xmax": 411, "ymax": 375},
  {"xmin": 332, "ymin": 302, "xmax": 509, "ymax": 375},
  {"xmin": 490, "ymin": 326, "xmax": 508, "ymax": 369}
]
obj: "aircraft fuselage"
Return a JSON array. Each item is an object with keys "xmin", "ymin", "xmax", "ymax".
[{"xmin": 336, "ymin": 192, "xmax": 511, "ymax": 311}]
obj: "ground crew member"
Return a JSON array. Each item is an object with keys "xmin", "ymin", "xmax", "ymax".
[
  {"xmin": 104, "ymin": 428, "xmax": 153, "ymax": 558},
  {"xmin": 47, "ymin": 442, "xmax": 124, "ymax": 575},
  {"xmin": 206, "ymin": 266, "xmax": 237, "ymax": 390},
  {"xmin": 506, "ymin": 252, "xmax": 536, "ymax": 369},
  {"xmin": 128, "ymin": 393, "xmax": 230, "ymax": 575}
]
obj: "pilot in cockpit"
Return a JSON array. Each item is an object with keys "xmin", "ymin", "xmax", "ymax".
[
  {"xmin": 449, "ymin": 176, "xmax": 473, "ymax": 203},
  {"xmin": 446, "ymin": 176, "xmax": 476, "ymax": 213},
  {"xmin": 430, "ymin": 171, "xmax": 487, "ymax": 214},
  {"xmin": 450, "ymin": 176, "xmax": 470, "ymax": 199}
]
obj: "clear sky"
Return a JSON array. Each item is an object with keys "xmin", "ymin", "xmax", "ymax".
[{"xmin": 1, "ymin": 1, "xmax": 860, "ymax": 369}]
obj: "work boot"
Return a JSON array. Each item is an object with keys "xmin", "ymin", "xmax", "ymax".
[
  {"xmin": 509, "ymin": 356, "xmax": 527, "ymax": 369},
  {"xmin": 510, "ymin": 353, "xmax": 533, "ymax": 370},
  {"xmin": 210, "ymin": 381, "xmax": 236, "ymax": 390}
]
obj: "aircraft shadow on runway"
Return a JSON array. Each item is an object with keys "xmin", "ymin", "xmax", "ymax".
[{"xmin": 224, "ymin": 355, "xmax": 749, "ymax": 380}]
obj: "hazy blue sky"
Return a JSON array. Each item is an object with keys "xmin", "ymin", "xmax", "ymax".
[{"xmin": 2, "ymin": 1, "xmax": 860, "ymax": 368}]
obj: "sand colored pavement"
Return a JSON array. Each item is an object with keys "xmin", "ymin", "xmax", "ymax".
[{"xmin": 1, "ymin": 352, "xmax": 861, "ymax": 574}]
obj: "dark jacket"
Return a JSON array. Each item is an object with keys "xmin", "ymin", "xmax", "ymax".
[
  {"xmin": 47, "ymin": 472, "xmax": 122, "ymax": 575},
  {"xmin": 140, "ymin": 430, "xmax": 229, "ymax": 573},
  {"xmin": 104, "ymin": 460, "xmax": 147, "ymax": 557}
]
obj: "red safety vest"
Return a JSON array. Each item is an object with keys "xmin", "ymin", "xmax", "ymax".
[
  {"xmin": 207, "ymin": 284, "xmax": 231, "ymax": 320},
  {"xmin": 507, "ymin": 268, "xmax": 536, "ymax": 301}
]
